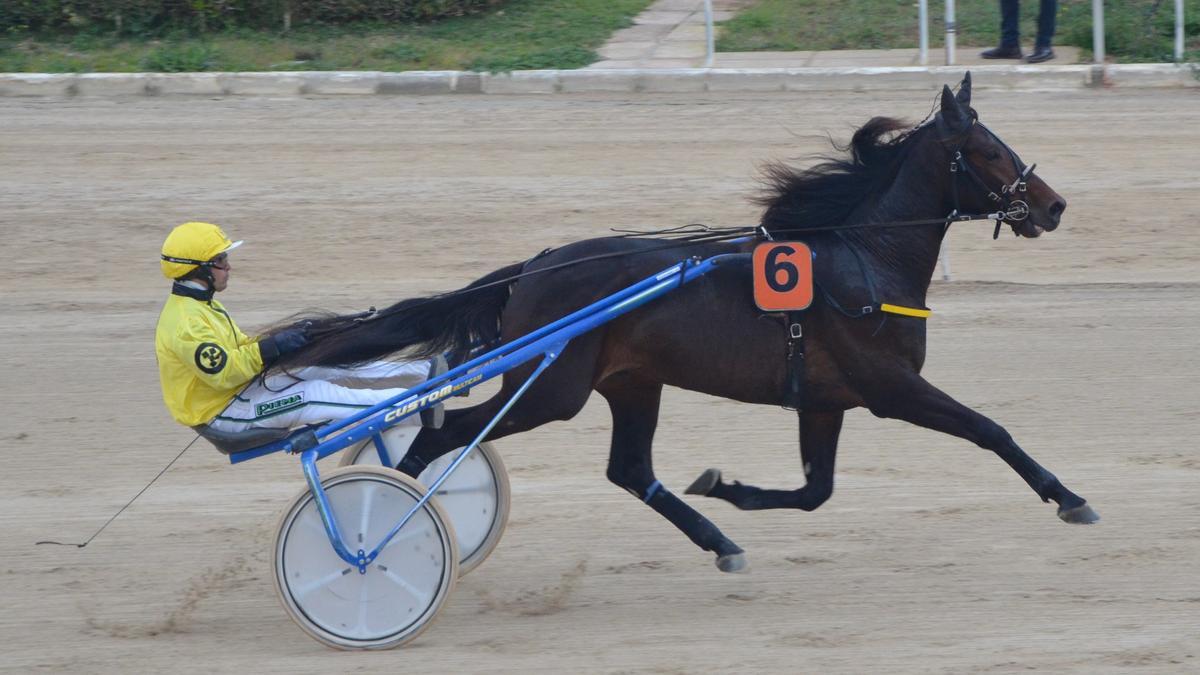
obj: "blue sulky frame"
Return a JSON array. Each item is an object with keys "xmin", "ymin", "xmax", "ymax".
[{"xmin": 232, "ymin": 254, "xmax": 739, "ymax": 574}]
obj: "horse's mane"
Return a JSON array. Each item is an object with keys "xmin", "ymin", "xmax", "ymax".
[{"xmin": 756, "ymin": 116, "xmax": 930, "ymax": 234}]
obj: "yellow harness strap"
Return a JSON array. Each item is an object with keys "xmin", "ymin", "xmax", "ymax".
[{"xmin": 880, "ymin": 303, "xmax": 932, "ymax": 319}]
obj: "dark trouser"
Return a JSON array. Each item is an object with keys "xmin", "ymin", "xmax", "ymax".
[{"xmin": 1000, "ymin": 0, "xmax": 1057, "ymax": 49}]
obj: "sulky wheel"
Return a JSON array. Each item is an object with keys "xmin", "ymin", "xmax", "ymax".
[
  {"xmin": 272, "ymin": 466, "xmax": 458, "ymax": 650},
  {"xmin": 340, "ymin": 430, "xmax": 510, "ymax": 576}
]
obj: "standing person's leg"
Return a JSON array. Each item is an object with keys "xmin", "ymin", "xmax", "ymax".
[
  {"xmin": 1026, "ymin": 0, "xmax": 1057, "ymax": 61},
  {"xmin": 1036, "ymin": 0, "xmax": 1056, "ymax": 48},
  {"xmin": 1000, "ymin": 0, "xmax": 1021, "ymax": 48},
  {"xmin": 982, "ymin": 0, "xmax": 1023, "ymax": 58}
]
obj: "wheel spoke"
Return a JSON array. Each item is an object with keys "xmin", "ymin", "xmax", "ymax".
[
  {"xmin": 358, "ymin": 481, "xmax": 377, "ymax": 545},
  {"xmin": 434, "ymin": 481, "xmax": 493, "ymax": 496},
  {"xmin": 293, "ymin": 566, "xmax": 351, "ymax": 600},
  {"xmin": 379, "ymin": 520, "xmax": 431, "ymax": 553},
  {"xmin": 356, "ymin": 572, "xmax": 371, "ymax": 637},
  {"xmin": 377, "ymin": 565, "xmax": 432, "ymax": 607}
]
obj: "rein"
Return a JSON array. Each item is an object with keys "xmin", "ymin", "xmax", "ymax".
[
  {"xmin": 306, "ymin": 203, "xmax": 1009, "ymax": 338},
  {"xmin": 295, "ymin": 115, "xmax": 1040, "ymax": 344},
  {"xmin": 298, "ymin": 227, "xmax": 761, "ymax": 340}
]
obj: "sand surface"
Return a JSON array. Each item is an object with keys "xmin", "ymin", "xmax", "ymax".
[{"xmin": 2, "ymin": 85, "xmax": 1199, "ymax": 673}]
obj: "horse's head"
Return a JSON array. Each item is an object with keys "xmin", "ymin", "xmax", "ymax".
[{"xmin": 934, "ymin": 73, "xmax": 1066, "ymax": 238}]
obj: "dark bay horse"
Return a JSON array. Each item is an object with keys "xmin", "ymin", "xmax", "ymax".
[{"xmin": 275, "ymin": 73, "xmax": 1098, "ymax": 572}]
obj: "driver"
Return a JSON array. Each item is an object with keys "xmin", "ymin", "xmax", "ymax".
[{"xmin": 155, "ymin": 221, "xmax": 441, "ymax": 437}]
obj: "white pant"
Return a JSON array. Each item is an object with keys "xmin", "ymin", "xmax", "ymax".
[{"xmin": 207, "ymin": 360, "xmax": 431, "ymax": 432}]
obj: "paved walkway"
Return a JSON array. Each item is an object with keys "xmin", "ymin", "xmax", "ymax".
[{"xmin": 589, "ymin": 0, "xmax": 1082, "ymax": 69}]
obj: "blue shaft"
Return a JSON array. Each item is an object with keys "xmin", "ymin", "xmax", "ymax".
[
  {"xmin": 371, "ymin": 433, "xmax": 391, "ymax": 466},
  {"xmin": 305, "ymin": 255, "xmax": 735, "ymax": 464},
  {"xmin": 301, "ymin": 449, "xmax": 359, "ymax": 567}
]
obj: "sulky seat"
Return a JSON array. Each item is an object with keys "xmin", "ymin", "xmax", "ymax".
[{"xmin": 192, "ymin": 424, "xmax": 291, "ymax": 455}]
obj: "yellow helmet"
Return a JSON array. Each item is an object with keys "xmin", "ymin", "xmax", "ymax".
[{"xmin": 160, "ymin": 222, "xmax": 243, "ymax": 279}]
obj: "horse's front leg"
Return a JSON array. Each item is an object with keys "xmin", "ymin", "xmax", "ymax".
[
  {"xmin": 687, "ymin": 410, "xmax": 843, "ymax": 511},
  {"xmin": 865, "ymin": 371, "xmax": 1098, "ymax": 523}
]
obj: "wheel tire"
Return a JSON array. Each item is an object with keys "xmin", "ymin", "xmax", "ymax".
[
  {"xmin": 272, "ymin": 466, "xmax": 458, "ymax": 650},
  {"xmin": 340, "ymin": 432, "xmax": 510, "ymax": 576}
]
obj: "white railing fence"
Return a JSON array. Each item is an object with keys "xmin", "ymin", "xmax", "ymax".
[
  {"xmin": 914, "ymin": 0, "xmax": 1186, "ymax": 66},
  {"xmin": 944, "ymin": 0, "xmax": 958, "ymax": 65},
  {"xmin": 704, "ymin": 0, "xmax": 715, "ymax": 67},
  {"xmin": 1175, "ymin": 0, "xmax": 1185, "ymax": 61},
  {"xmin": 701, "ymin": 0, "xmax": 1186, "ymax": 66},
  {"xmin": 919, "ymin": 1, "xmax": 930, "ymax": 64}
]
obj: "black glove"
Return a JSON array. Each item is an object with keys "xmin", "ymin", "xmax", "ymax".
[
  {"xmin": 274, "ymin": 327, "xmax": 310, "ymax": 354},
  {"xmin": 259, "ymin": 326, "xmax": 310, "ymax": 367}
]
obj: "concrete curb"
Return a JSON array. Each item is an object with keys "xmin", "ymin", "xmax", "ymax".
[{"xmin": 0, "ymin": 64, "xmax": 1194, "ymax": 97}]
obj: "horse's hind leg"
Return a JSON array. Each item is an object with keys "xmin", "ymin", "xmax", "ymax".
[
  {"xmin": 687, "ymin": 410, "xmax": 844, "ymax": 511},
  {"xmin": 399, "ymin": 343, "xmax": 600, "ymax": 476},
  {"xmin": 599, "ymin": 376, "xmax": 747, "ymax": 573},
  {"xmin": 867, "ymin": 372, "xmax": 1098, "ymax": 524},
  {"xmin": 398, "ymin": 398, "xmax": 509, "ymax": 467}
]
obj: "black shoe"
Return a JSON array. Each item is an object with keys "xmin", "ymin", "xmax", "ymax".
[
  {"xmin": 419, "ymin": 355, "xmax": 447, "ymax": 429},
  {"xmin": 1025, "ymin": 46, "xmax": 1055, "ymax": 63},
  {"xmin": 981, "ymin": 45, "xmax": 1023, "ymax": 59}
]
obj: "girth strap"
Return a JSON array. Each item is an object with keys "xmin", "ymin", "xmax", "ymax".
[
  {"xmin": 783, "ymin": 311, "xmax": 806, "ymax": 410},
  {"xmin": 778, "ymin": 302, "xmax": 928, "ymax": 411}
]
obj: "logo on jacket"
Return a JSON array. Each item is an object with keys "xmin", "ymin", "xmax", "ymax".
[{"xmin": 195, "ymin": 342, "xmax": 228, "ymax": 374}]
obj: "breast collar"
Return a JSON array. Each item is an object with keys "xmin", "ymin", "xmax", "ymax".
[{"xmin": 172, "ymin": 281, "xmax": 215, "ymax": 302}]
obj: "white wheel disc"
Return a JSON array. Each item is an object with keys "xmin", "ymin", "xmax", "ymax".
[
  {"xmin": 273, "ymin": 467, "xmax": 458, "ymax": 650},
  {"xmin": 341, "ymin": 431, "xmax": 510, "ymax": 575}
]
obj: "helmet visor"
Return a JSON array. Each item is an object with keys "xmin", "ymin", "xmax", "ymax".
[{"xmin": 160, "ymin": 239, "xmax": 243, "ymax": 268}]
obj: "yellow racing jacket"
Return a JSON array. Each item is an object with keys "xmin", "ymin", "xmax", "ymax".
[{"xmin": 155, "ymin": 284, "xmax": 268, "ymax": 426}]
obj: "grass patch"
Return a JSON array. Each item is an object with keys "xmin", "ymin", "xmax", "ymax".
[
  {"xmin": 140, "ymin": 43, "xmax": 221, "ymax": 72},
  {"xmin": 0, "ymin": 0, "xmax": 653, "ymax": 73},
  {"xmin": 718, "ymin": 0, "xmax": 1200, "ymax": 62}
]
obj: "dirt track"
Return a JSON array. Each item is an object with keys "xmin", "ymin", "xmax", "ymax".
[{"xmin": 2, "ymin": 85, "xmax": 1199, "ymax": 673}]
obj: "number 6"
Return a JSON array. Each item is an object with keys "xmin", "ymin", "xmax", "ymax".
[{"xmin": 765, "ymin": 245, "xmax": 798, "ymax": 292}]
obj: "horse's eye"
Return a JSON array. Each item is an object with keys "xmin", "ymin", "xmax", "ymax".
[{"xmin": 985, "ymin": 150, "xmax": 1001, "ymax": 161}]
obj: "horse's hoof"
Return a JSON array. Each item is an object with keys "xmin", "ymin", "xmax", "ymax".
[
  {"xmin": 1058, "ymin": 502, "xmax": 1100, "ymax": 524},
  {"xmin": 686, "ymin": 468, "xmax": 722, "ymax": 496},
  {"xmin": 716, "ymin": 552, "xmax": 747, "ymax": 573}
]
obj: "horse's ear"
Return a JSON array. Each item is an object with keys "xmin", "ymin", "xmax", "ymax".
[
  {"xmin": 940, "ymin": 84, "xmax": 968, "ymax": 130},
  {"xmin": 955, "ymin": 72, "xmax": 972, "ymax": 107}
]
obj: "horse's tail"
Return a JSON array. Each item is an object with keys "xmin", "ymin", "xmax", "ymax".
[{"xmin": 269, "ymin": 260, "xmax": 526, "ymax": 371}]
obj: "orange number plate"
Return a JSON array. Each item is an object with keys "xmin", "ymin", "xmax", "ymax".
[{"xmin": 752, "ymin": 242, "xmax": 813, "ymax": 312}]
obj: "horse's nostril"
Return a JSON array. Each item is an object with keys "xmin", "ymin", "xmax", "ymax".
[{"xmin": 1049, "ymin": 200, "xmax": 1066, "ymax": 221}]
